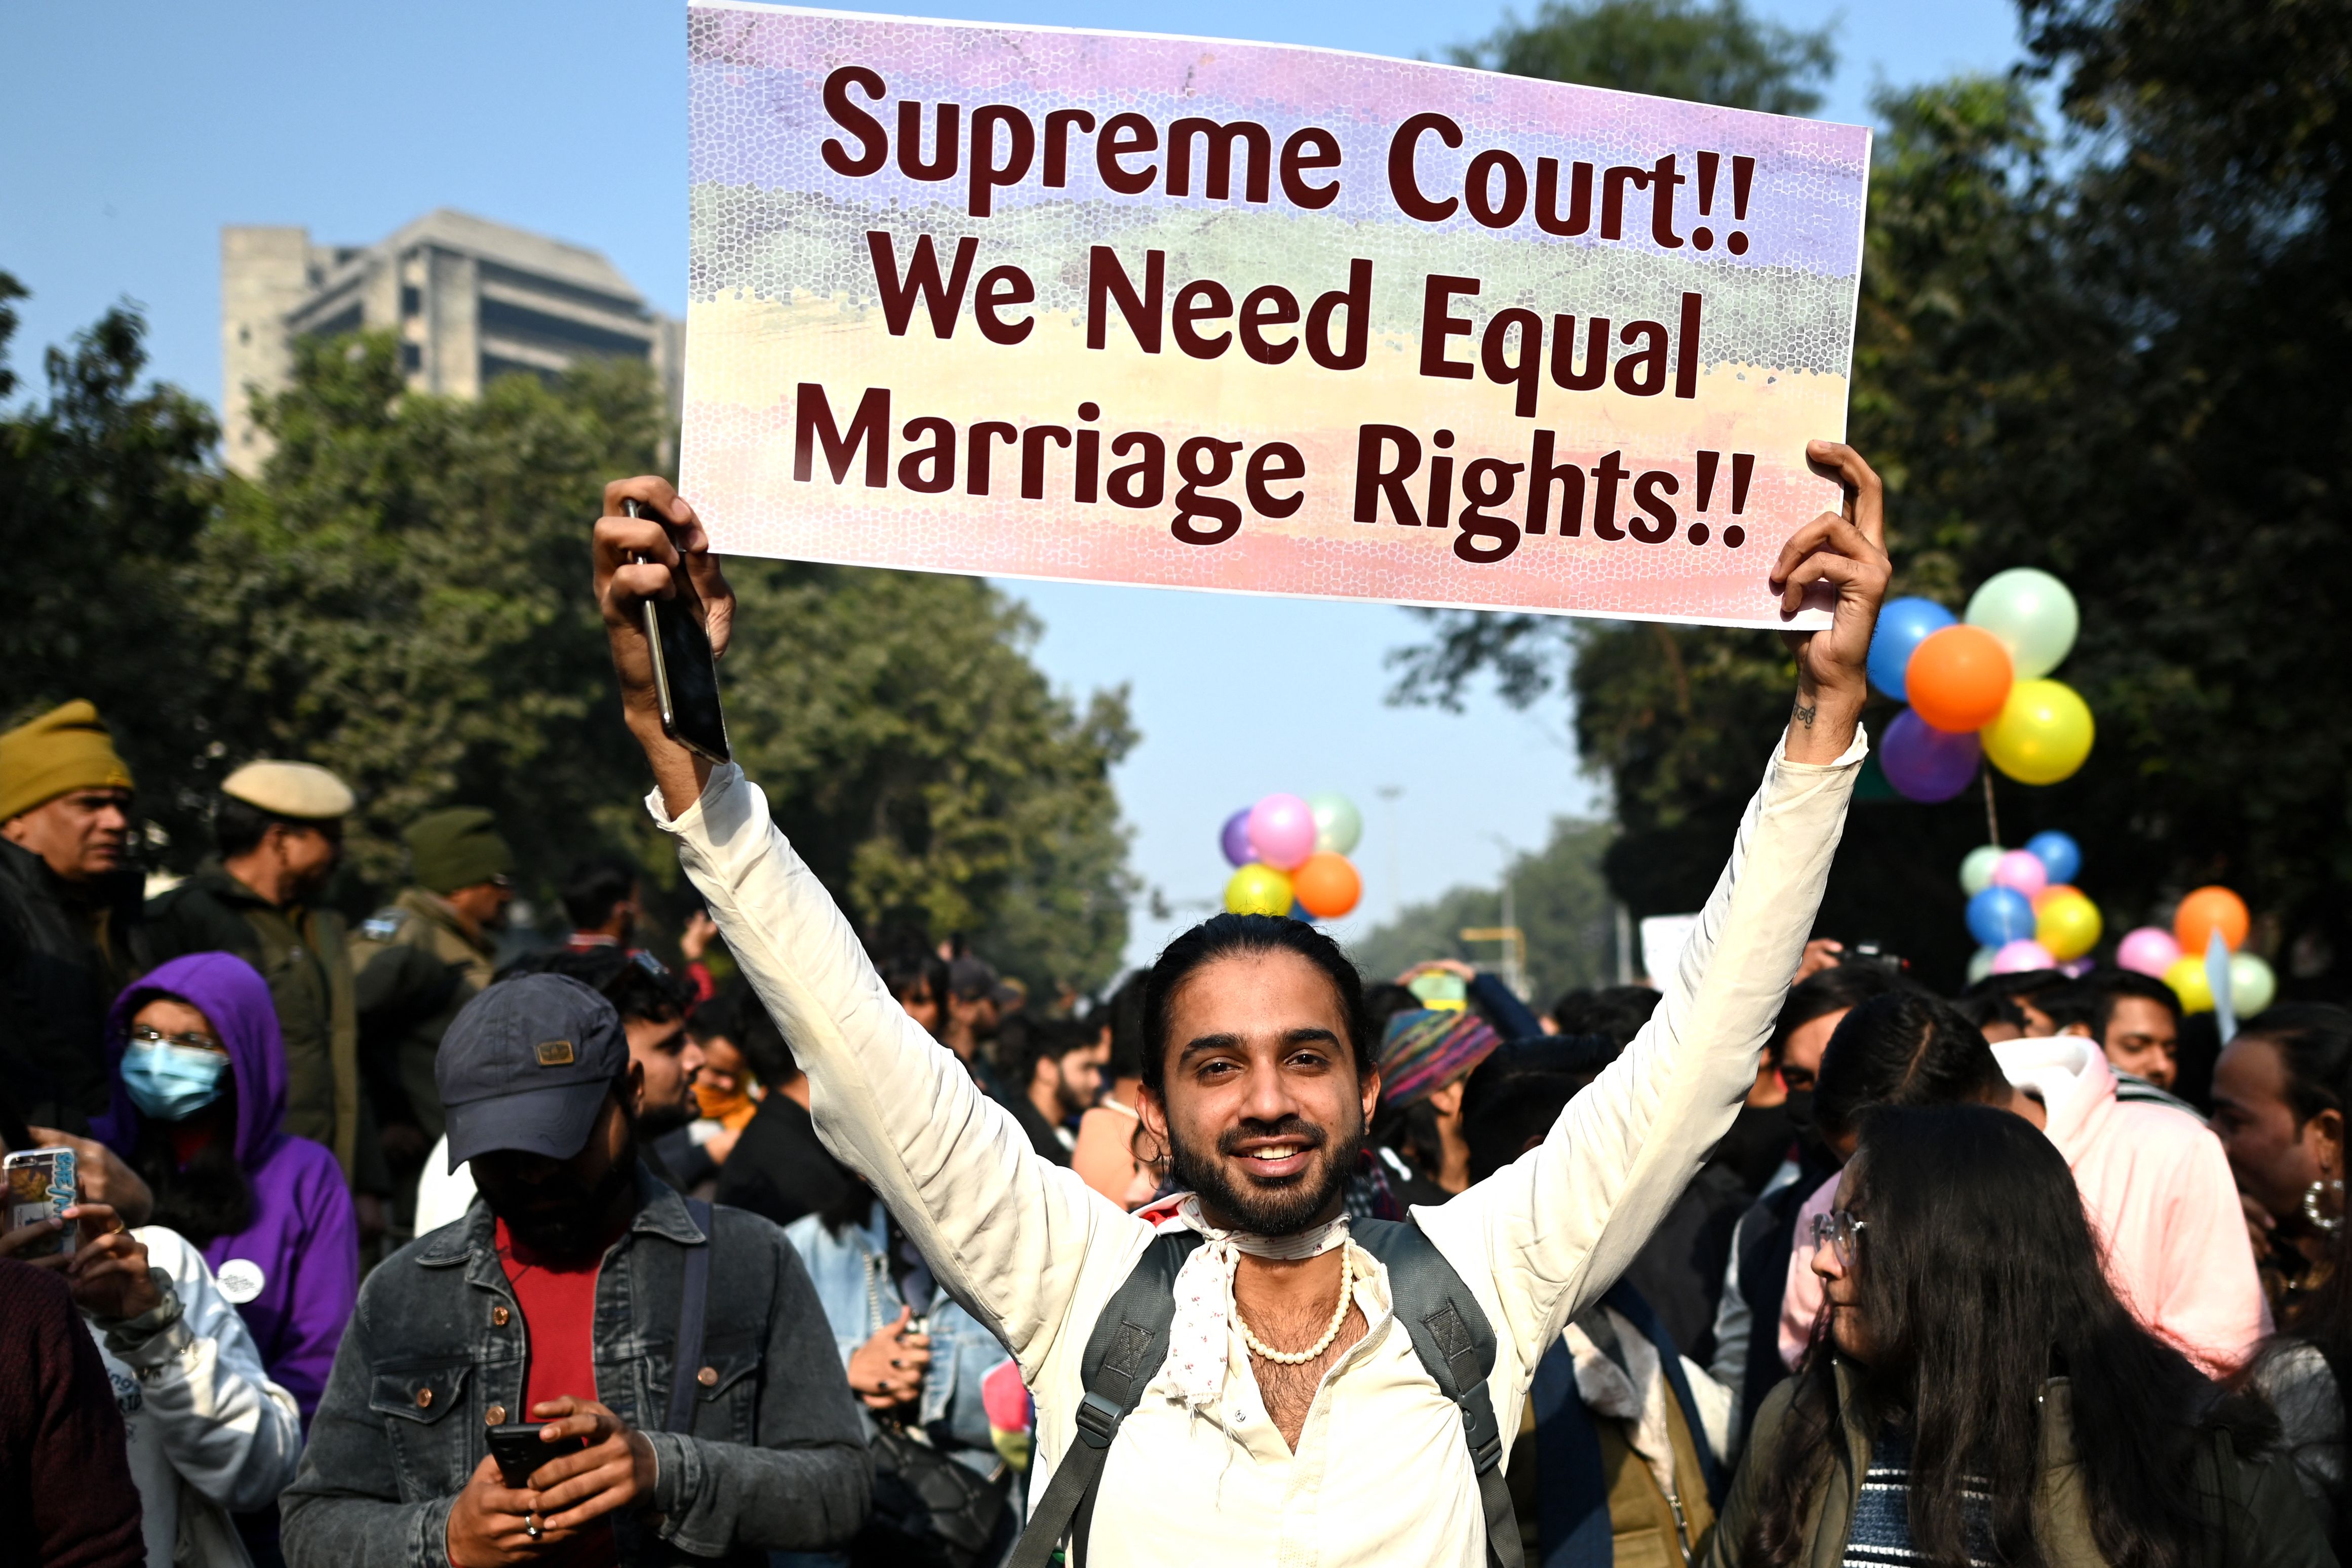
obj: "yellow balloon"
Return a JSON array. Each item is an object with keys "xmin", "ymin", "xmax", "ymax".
[
  {"xmin": 1982, "ymin": 679, "xmax": 2094, "ymax": 785},
  {"xmin": 1224, "ymin": 863, "xmax": 1292, "ymax": 916},
  {"xmin": 2035, "ymin": 891, "xmax": 2102, "ymax": 962},
  {"xmin": 2164, "ymin": 954, "xmax": 2215, "ymax": 1014}
]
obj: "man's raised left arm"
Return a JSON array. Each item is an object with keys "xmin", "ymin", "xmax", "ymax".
[{"xmin": 1421, "ymin": 440, "xmax": 1889, "ymax": 1375}]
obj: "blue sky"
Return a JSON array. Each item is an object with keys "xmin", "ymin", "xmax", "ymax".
[{"xmin": 1, "ymin": 0, "xmax": 2028, "ymax": 972}]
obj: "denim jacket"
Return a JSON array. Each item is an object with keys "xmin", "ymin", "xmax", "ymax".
[
  {"xmin": 785, "ymin": 1200, "xmax": 1016, "ymax": 1472},
  {"xmin": 280, "ymin": 1165, "xmax": 871, "ymax": 1566}
]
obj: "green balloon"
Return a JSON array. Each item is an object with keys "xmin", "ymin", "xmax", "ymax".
[
  {"xmin": 1965, "ymin": 568, "xmax": 2079, "ymax": 680},
  {"xmin": 1959, "ymin": 844, "xmax": 2004, "ymax": 896},
  {"xmin": 1308, "ymin": 791, "xmax": 1362, "ymax": 856}
]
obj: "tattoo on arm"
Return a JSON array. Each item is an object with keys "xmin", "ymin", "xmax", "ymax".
[{"xmin": 1792, "ymin": 698, "xmax": 1818, "ymax": 729}]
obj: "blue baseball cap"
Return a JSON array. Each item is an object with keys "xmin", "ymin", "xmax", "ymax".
[{"xmin": 436, "ymin": 974, "xmax": 630, "ymax": 1169}]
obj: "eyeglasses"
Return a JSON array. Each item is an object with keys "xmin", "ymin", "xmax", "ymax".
[
  {"xmin": 129, "ymin": 1027, "xmax": 225, "ymax": 1054},
  {"xmin": 1810, "ymin": 1208, "xmax": 1868, "ymax": 1270}
]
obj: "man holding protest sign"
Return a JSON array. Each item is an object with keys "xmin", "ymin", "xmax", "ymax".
[{"xmin": 591, "ymin": 427, "xmax": 1887, "ymax": 1563}]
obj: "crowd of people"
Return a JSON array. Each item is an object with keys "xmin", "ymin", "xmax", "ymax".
[{"xmin": 0, "ymin": 450, "xmax": 2344, "ymax": 1565}]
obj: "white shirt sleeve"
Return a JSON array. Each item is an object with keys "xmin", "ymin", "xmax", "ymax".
[
  {"xmin": 652, "ymin": 766, "xmax": 1147, "ymax": 1379},
  {"xmin": 107, "ymin": 1227, "xmax": 305, "ymax": 1513},
  {"xmin": 1419, "ymin": 731, "xmax": 1865, "ymax": 1389}
]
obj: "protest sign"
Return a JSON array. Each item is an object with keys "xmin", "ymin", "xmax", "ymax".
[{"xmin": 683, "ymin": 3, "xmax": 1869, "ymax": 629}]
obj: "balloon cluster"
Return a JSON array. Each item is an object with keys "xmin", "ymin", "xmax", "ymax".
[
  {"xmin": 1221, "ymin": 792, "xmax": 1363, "ymax": 920},
  {"xmin": 2113, "ymin": 888, "xmax": 2276, "ymax": 1016},
  {"xmin": 1870, "ymin": 569, "xmax": 2094, "ymax": 802},
  {"xmin": 1959, "ymin": 831, "xmax": 2101, "ymax": 981}
]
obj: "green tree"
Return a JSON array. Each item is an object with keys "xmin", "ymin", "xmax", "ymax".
[
  {"xmin": 717, "ymin": 562, "xmax": 1138, "ymax": 993},
  {"xmin": 0, "ymin": 273, "xmax": 224, "ymax": 856},
  {"xmin": 1451, "ymin": 0, "xmax": 1835, "ymax": 114},
  {"xmin": 204, "ymin": 331, "xmax": 1136, "ymax": 991},
  {"xmin": 1404, "ymin": 0, "xmax": 2352, "ymax": 991},
  {"xmin": 1349, "ymin": 816, "xmax": 1619, "ymax": 1007},
  {"xmin": 1, "ymin": 302, "xmax": 1136, "ymax": 992}
]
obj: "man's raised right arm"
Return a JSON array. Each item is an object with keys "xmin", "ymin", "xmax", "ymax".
[{"xmin": 594, "ymin": 478, "xmax": 1126, "ymax": 1371}]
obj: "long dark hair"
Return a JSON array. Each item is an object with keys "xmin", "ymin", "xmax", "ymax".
[
  {"xmin": 1813, "ymin": 991, "xmax": 2010, "ymax": 1143},
  {"xmin": 1139, "ymin": 914, "xmax": 1371, "ymax": 1096},
  {"xmin": 1747, "ymin": 1105, "xmax": 2262, "ymax": 1568}
]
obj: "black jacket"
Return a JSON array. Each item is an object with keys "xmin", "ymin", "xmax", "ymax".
[
  {"xmin": 714, "ymin": 1090, "xmax": 865, "ymax": 1230},
  {"xmin": 0, "ymin": 839, "xmax": 148, "ymax": 1127}
]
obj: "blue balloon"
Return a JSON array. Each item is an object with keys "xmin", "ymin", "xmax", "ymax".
[
  {"xmin": 1967, "ymin": 885, "xmax": 2037, "ymax": 948},
  {"xmin": 2025, "ymin": 830, "xmax": 2082, "ymax": 886},
  {"xmin": 1220, "ymin": 808, "xmax": 1253, "ymax": 868},
  {"xmin": 1288, "ymin": 903, "xmax": 1316, "ymax": 923},
  {"xmin": 1866, "ymin": 597, "xmax": 1957, "ymax": 701}
]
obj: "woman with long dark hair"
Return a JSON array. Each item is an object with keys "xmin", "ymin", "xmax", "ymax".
[
  {"xmin": 1705, "ymin": 1104, "xmax": 2325, "ymax": 1568},
  {"xmin": 2211, "ymin": 1002, "xmax": 2352, "ymax": 1546}
]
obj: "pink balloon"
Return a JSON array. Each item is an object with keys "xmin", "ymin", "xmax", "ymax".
[
  {"xmin": 2115, "ymin": 926, "xmax": 2182, "ymax": 978},
  {"xmin": 1246, "ymin": 793, "xmax": 1318, "ymax": 871},
  {"xmin": 1988, "ymin": 850, "xmax": 2049, "ymax": 899},
  {"xmin": 1991, "ymin": 938, "xmax": 2056, "ymax": 974},
  {"xmin": 2061, "ymin": 957, "xmax": 2095, "ymax": 978}
]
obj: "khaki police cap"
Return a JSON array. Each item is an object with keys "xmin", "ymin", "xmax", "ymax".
[{"xmin": 222, "ymin": 760, "xmax": 357, "ymax": 821}]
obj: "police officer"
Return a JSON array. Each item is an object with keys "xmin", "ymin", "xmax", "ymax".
[
  {"xmin": 147, "ymin": 763, "xmax": 385, "ymax": 1217},
  {"xmin": 349, "ymin": 806, "xmax": 514, "ymax": 1233}
]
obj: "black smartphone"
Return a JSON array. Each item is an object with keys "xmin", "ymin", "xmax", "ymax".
[
  {"xmin": 623, "ymin": 497, "xmax": 731, "ymax": 763},
  {"xmin": 487, "ymin": 1422, "xmax": 587, "ymax": 1489}
]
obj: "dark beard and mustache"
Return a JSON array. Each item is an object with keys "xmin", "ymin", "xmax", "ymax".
[
  {"xmin": 1167, "ymin": 1112, "xmax": 1361, "ymax": 1236},
  {"xmin": 490, "ymin": 1146, "xmax": 638, "ymax": 1262}
]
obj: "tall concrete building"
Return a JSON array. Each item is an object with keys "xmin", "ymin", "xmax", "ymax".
[{"xmin": 220, "ymin": 209, "xmax": 680, "ymax": 474}]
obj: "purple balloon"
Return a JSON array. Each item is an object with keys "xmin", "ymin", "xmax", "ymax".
[
  {"xmin": 1219, "ymin": 809, "xmax": 1253, "ymax": 868},
  {"xmin": 1247, "ymin": 793, "xmax": 1319, "ymax": 871},
  {"xmin": 1880, "ymin": 708, "xmax": 1983, "ymax": 803}
]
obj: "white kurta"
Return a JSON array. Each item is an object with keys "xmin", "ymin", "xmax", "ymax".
[{"xmin": 653, "ymin": 731, "xmax": 1862, "ymax": 1566}]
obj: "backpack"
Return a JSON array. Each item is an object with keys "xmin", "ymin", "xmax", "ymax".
[{"xmin": 1004, "ymin": 1216, "xmax": 1524, "ymax": 1568}]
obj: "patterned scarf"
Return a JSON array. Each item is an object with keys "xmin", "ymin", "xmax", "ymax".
[{"xmin": 1138, "ymin": 1192, "xmax": 1352, "ymax": 1415}]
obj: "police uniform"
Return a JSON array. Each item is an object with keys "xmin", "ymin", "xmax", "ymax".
[
  {"xmin": 347, "ymin": 808, "xmax": 511, "ymax": 1227},
  {"xmin": 147, "ymin": 761, "xmax": 378, "ymax": 1189}
]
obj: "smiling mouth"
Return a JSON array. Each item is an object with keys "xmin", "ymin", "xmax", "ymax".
[{"xmin": 1232, "ymin": 1142, "xmax": 1315, "ymax": 1180}]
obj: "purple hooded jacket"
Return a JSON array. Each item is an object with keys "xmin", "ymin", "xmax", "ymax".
[{"xmin": 94, "ymin": 951, "xmax": 358, "ymax": 1422}]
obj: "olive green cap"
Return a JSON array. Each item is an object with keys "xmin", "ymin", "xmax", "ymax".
[{"xmin": 404, "ymin": 807, "xmax": 514, "ymax": 895}]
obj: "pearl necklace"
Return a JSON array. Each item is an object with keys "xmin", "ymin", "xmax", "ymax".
[{"xmin": 1238, "ymin": 1246, "xmax": 1355, "ymax": 1365}]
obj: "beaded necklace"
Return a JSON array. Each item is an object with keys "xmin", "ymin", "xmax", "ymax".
[{"xmin": 1237, "ymin": 1246, "xmax": 1355, "ymax": 1365}]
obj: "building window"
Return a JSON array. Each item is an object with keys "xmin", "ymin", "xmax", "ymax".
[
  {"xmin": 401, "ymin": 285, "xmax": 422, "ymax": 317},
  {"xmin": 401, "ymin": 342, "xmax": 422, "ymax": 373}
]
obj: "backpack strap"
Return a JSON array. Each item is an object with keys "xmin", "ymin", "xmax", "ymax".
[
  {"xmin": 1598, "ymin": 1280, "xmax": 1726, "ymax": 1508},
  {"xmin": 1004, "ymin": 1229, "xmax": 1202, "ymax": 1568},
  {"xmin": 1531, "ymin": 1335, "xmax": 1612, "ymax": 1568},
  {"xmin": 1353, "ymin": 1218, "xmax": 1524, "ymax": 1568},
  {"xmin": 665, "ymin": 1198, "xmax": 714, "ymax": 1435}
]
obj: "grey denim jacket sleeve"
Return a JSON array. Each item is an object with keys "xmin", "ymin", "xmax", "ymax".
[{"xmin": 280, "ymin": 1168, "xmax": 872, "ymax": 1567}]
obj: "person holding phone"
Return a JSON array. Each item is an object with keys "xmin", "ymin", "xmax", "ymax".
[{"xmin": 280, "ymin": 973, "xmax": 870, "ymax": 1568}]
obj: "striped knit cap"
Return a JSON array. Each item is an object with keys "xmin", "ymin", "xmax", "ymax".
[{"xmin": 1378, "ymin": 1008, "xmax": 1501, "ymax": 1110}]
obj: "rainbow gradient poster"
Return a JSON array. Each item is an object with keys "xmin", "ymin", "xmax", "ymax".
[{"xmin": 683, "ymin": 3, "xmax": 1869, "ymax": 629}]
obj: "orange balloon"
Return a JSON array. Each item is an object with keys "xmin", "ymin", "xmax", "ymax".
[
  {"xmin": 2032, "ymin": 882, "xmax": 2083, "ymax": 912},
  {"xmin": 1905, "ymin": 624, "xmax": 2014, "ymax": 732},
  {"xmin": 1292, "ymin": 851, "xmax": 1362, "ymax": 919},
  {"xmin": 2173, "ymin": 885, "xmax": 2250, "ymax": 955}
]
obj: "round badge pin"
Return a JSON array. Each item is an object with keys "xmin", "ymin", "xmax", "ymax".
[{"xmin": 216, "ymin": 1258, "xmax": 266, "ymax": 1304}]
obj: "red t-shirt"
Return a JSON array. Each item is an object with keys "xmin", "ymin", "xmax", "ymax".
[{"xmin": 494, "ymin": 1218, "xmax": 620, "ymax": 1567}]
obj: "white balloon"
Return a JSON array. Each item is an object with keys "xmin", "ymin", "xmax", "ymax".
[
  {"xmin": 1959, "ymin": 844, "xmax": 2004, "ymax": 897},
  {"xmin": 2228, "ymin": 952, "xmax": 2278, "ymax": 1016},
  {"xmin": 1307, "ymin": 792, "xmax": 1362, "ymax": 856},
  {"xmin": 1965, "ymin": 567, "xmax": 2080, "ymax": 680}
]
